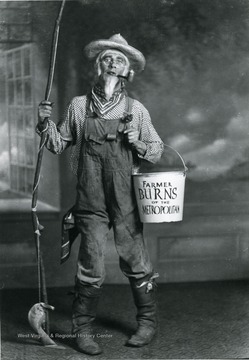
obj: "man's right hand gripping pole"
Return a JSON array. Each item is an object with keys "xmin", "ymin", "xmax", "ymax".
[{"xmin": 37, "ymin": 100, "xmax": 53, "ymax": 132}]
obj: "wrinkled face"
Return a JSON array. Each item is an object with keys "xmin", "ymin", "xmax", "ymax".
[{"xmin": 96, "ymin": 49, "xmax": 130, "ymax": 82}]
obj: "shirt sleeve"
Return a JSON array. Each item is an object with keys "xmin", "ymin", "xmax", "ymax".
[
  {"xmin": 36, "ymin": 101, "xmax": 75, "ymax": 154},
  {"xmin": 134, "ymin": 101, "xmax": 164, "ymax": 163}
]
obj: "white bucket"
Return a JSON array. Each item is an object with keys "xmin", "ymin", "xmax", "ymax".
[{"xmin": 133, "ymin": 146, "xmax": 187, "ymax": 223}]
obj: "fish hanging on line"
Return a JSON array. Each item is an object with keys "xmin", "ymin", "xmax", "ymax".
[{"xmin": 28, "ymin": 302, "xmax": 65, "ymax": 349}]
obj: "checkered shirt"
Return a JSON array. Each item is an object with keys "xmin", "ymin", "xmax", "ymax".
[{"xmin": 40, "ymin": 95, "xmax": 164, "ymax": 175}]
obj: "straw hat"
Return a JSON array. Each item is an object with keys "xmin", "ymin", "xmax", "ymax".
[{"xmin": 84, "ymin": 34, "xmax": 146, "ymax": 73}]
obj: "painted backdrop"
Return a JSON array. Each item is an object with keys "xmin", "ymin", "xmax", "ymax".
[{"xmin": 54, "ymin": 0, "xmax": 249, "ymax": 209}]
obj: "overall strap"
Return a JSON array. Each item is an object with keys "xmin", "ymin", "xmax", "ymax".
[
  {"xmin": 85, "ymin": 93, "xmax": 94, "ymax": 117},
  {"xmin": 122, "ymin": 96, "xmax": 134, "ymax": 124},
  {"xmin": 125, "ymin": 96, "xmax": 134, "ymax": 116}
]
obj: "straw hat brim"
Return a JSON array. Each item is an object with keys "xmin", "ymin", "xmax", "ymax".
[{"xmin": 84, "ymin": 40, "xmax": 146, "ymax": 73}]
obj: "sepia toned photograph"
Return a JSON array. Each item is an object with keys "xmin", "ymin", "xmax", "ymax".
[{"xmin": 1, "ymin": 0, "xmax": 249, "ymax": 359}]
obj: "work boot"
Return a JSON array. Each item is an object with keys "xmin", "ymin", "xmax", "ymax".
[
  {"xmin": 127, "ymin": 273, "xmax": 159, "ymax": 347},
  {"xmin": 72, "ymin": 281, "xmax": 102, "ymax": 355}
]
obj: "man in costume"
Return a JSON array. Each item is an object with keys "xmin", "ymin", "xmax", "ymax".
[{"xmin": 38, "ymin": 34, "xmax": 164, "ymax": 355}]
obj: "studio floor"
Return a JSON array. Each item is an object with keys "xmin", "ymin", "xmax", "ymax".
[{"xmin": 2, "ymin": 281, "xmax": 249, "ymax": 359}]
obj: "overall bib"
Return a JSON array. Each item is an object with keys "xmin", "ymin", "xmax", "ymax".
[{"xmin": 74, "ymin": 96, "xmax": 153, "ymax": 286}]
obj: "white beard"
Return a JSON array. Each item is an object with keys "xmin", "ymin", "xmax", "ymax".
[{"xmin": 101, "ymin": 74, "xmax": 120, "ymax": 100}]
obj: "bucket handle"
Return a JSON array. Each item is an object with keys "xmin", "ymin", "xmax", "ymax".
[{"xmin": 164, "ymin": 144, "xmax": 188, "ymax": 174}]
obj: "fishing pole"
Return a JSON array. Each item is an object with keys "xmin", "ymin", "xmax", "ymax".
[{"xmin": 29, "ymin": 0, "xmax": 66, "ymax": 344}]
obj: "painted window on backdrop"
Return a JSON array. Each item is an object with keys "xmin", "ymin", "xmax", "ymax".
[{"xmin": 0, "ymin": 44, "xmax": 35, "ymax": 197}]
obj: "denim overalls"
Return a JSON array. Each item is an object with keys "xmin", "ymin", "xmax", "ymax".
[{"xmin": 74, "ymin": 95, "xmax": 153, "ymax": 286}]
